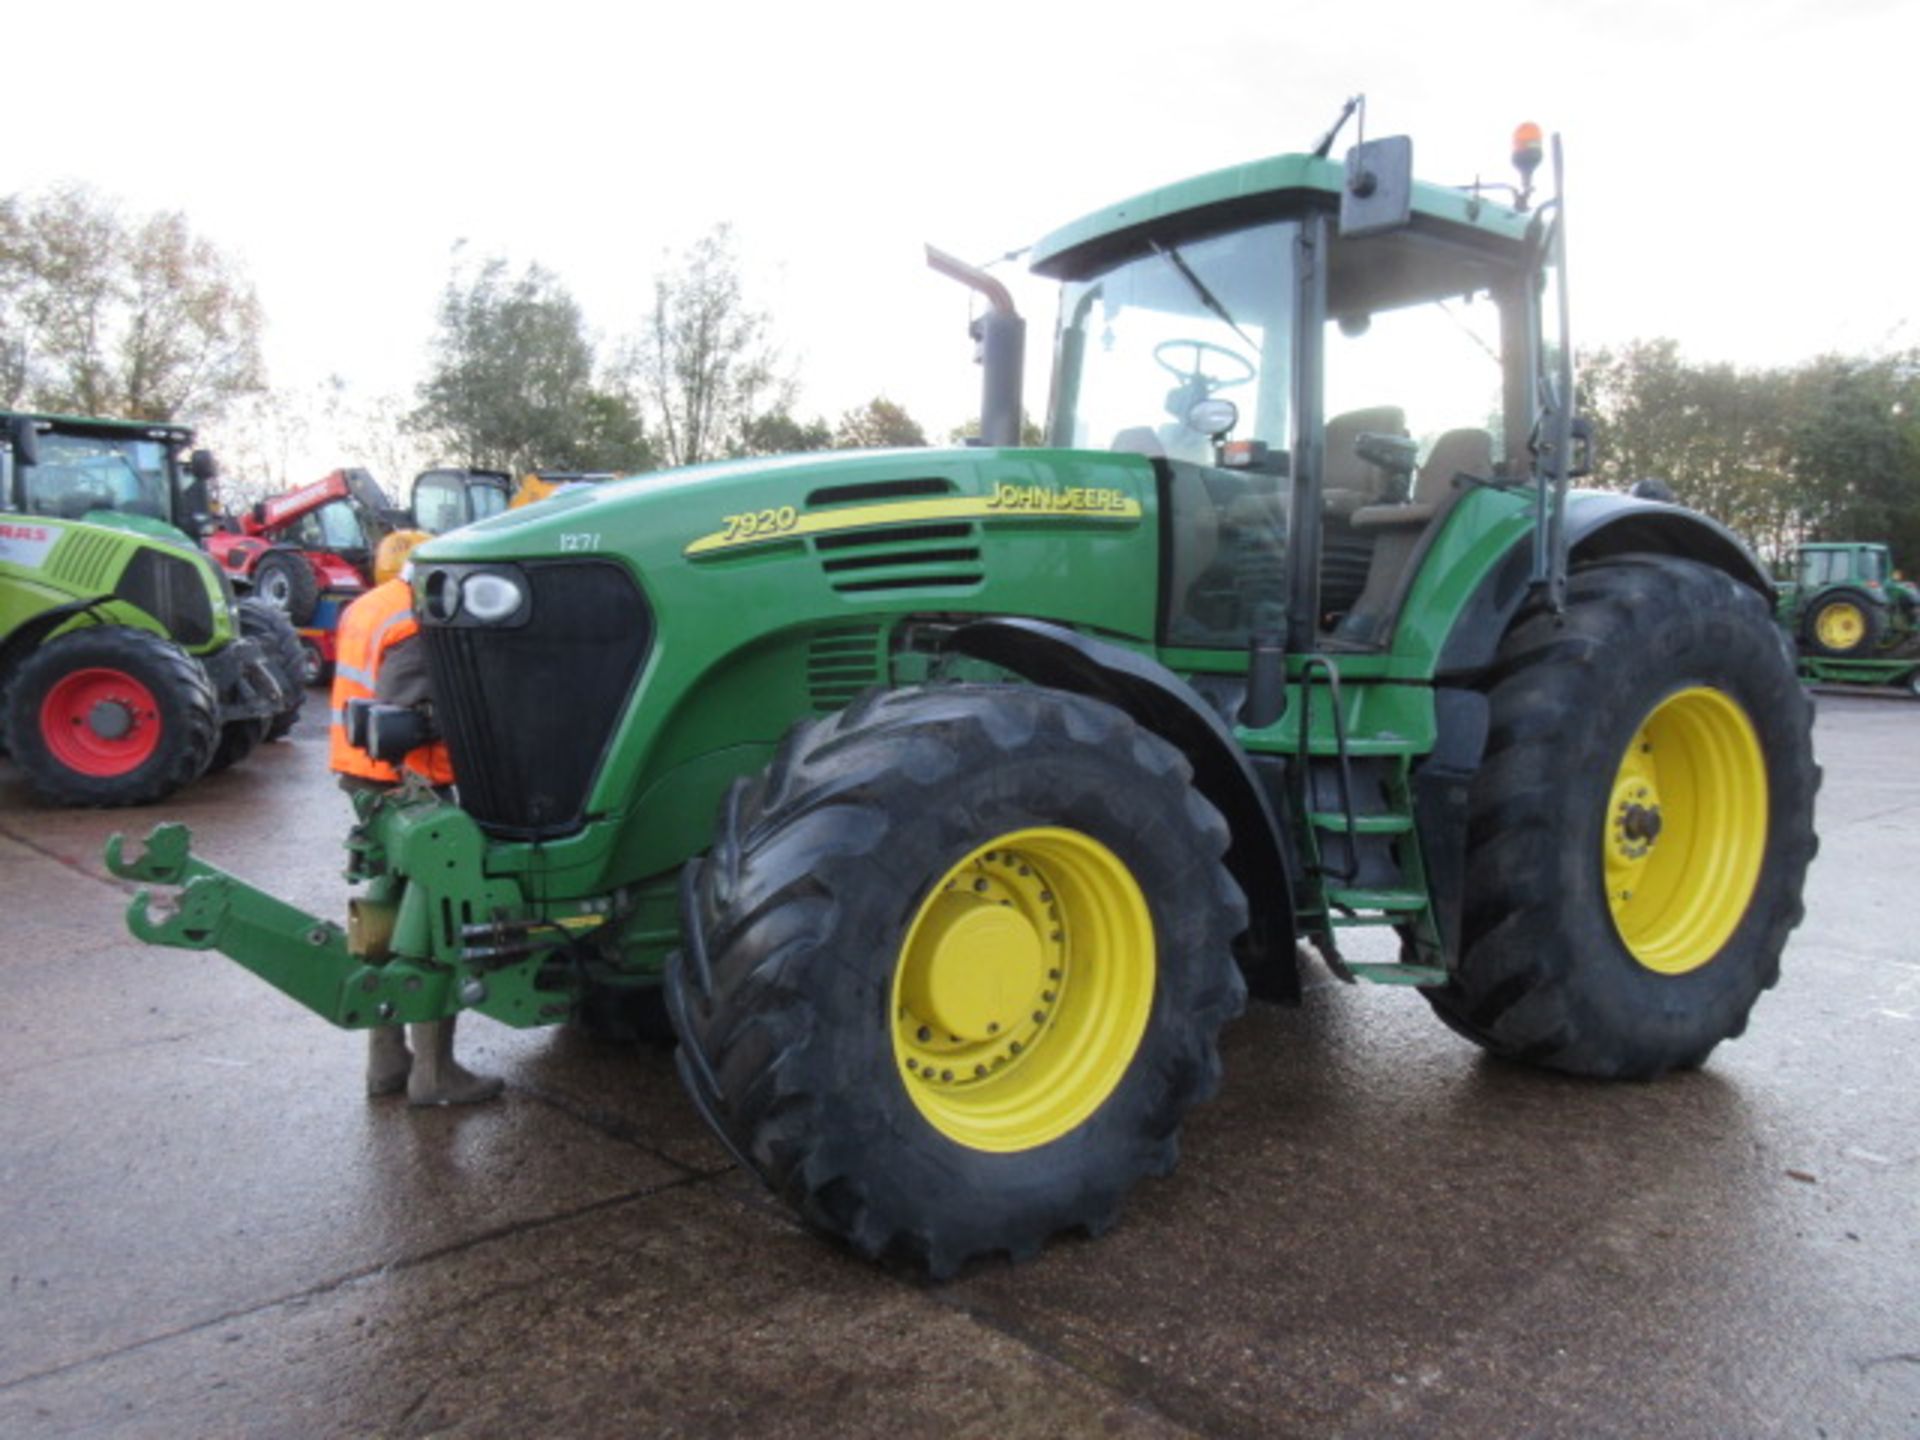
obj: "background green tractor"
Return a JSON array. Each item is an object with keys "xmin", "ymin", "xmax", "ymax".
[
  {"xmin": 2, "ymin": 412, "xmax": 304, "ymax": 805},
  {"xmin": 115, "ymin": 114, "xmax": 1818, "ymax": 1275},
  {"xmin": 1775, "ymin": 540, "xmax": 1920, "ymax": 659}
]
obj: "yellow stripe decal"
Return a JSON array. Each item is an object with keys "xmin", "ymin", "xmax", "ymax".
[{"xmin": 684, "ymin": 489, "xmax": 1143, "ymax": 557}]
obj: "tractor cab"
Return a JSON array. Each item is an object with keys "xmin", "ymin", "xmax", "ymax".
[
  {"xmin": 411, "ymin": 468, "xmax": 514, "ymax": 534},
  {"xmin": 1033, "ymin": 133, "xmax": 1548, "ymax": 654},
  {"xmin": 2, "ymin": 412, "xmax": 221, "ymax": 543}
]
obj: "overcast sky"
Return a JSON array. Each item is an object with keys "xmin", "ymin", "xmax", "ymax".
[{"xmin": 11, "ymin": 0, "xmax": 1918, "ymax": 469}]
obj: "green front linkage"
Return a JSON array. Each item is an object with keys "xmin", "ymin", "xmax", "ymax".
[{"xmin": 106, "ymin": 786, "xmax": 580, "ymax": 1030}]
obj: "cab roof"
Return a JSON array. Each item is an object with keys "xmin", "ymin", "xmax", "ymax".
[
  {"xmin": 2, "ymin": 410, "xmax": 196, "ymax": 446},
  {"xmin": 1030, "ymin": 150, "xmax": 1532, "ymax": 281}
]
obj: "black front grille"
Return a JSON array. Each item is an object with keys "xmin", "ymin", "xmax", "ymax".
[
  {"xmin": 421, "ymin": 560, "xmax": 651, "ymax": 838},
  {"xmin": 115, "ymin": 548, "xmax": 215, "ymax": 646}
]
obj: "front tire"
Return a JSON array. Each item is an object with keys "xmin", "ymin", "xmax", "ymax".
[
  {"xmin": 667, "ymin": 686, "xmax": 1247, "ymax": 1277},
  {"xmin": 1426, "ymin": 556, "xmax": 1818, "ymax": 1078},
  {"xmin": 2, "ymin": 627, "xmax": 218, "ymax": 806},
  {"xmin": 251, "ymin": 550, "xmax": 320, "ymax": 625}
]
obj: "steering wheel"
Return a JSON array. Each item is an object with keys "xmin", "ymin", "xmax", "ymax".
[{"xmin": 1153, "ymin": 339, "xmax": 1255, "ymax": 394}]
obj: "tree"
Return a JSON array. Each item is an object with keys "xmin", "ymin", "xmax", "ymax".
[
  {"xmin": 832, "ymin": 396, "xmax": 927, "ymax": 449},
  {"xmin": 1580, "ymin": 340, "xmax": 1920, "ymax": 567},
  {"xmin": 1785, "ymin": 352, "xmax": 1920, "ymax": 563},
  {"xmin": 948, "ymin": 414, "xmax": 1046, "ymax": 447},
  {"xmin": 1581, "ymin": 338, "xmax": 1801, "ymax": 558},
  {"xmin": 631, "ymin": 225, "xmax": 788, "ymax": 467},
  {"xmin": 734, "ymin": 410, "xmax": 832, "ymax": 456},
  {"xmin": 0, "ymin": 184, "xmax": 264, "ymax": 420},
  {"xmin": 411, "ymin": 257, "xmax": 652, "ymax": 474}
]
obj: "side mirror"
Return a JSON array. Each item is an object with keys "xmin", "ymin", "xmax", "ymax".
[
  {"xmin": 9, "ymin": 416, "xmax": 41, "ymax": 468},
  {"xmin": 189, "ymin": 448, "xmax": 220, "ymax": 481},
  {"xmin": 1339, "ymin": 136, "xmax": 1413, "ymax": 238},
  {"xmin": 1569, "ymin": 415, "xmax": 1595, "ymax": 479}
]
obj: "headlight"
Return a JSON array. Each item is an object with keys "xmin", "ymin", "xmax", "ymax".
[
  {"xmin": 423, "ymin": 568, "xmax": 462, "ymax": 621},
  {"xmin": 463, "ymin": 571, "xmax": 526, "ymax": 622}
]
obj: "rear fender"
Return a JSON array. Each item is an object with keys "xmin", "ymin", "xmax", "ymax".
[{"xmin": 1436, "ymin": 497, "xmax": 1774, "ymax": 679}]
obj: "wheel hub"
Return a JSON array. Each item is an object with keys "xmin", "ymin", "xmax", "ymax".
[
  {"xmin": 87, "ymin": 699, "xmax": 136, "ymax": 741},
  {"xmin": 892, "ymin": 828, "xmax": 1153, "ymax": 1152},
  {"xmin": 1603, "ymin": 687, "xmax": 1768, "ymax": 975},
  {"xmin": 904, "ymin": 886, "xmax": 1048, "ymax": 1043},
  {"xmin": 1817, "ymin": 603, "xmax": 1864, "ymax": 649},
  {"xmin": 39, "ymin": 665, "xmax": 163, "ymax": 775}
]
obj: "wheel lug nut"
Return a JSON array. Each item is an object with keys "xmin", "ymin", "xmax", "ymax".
[
  {"xmin": 940, "ymin": 1069, "xmax": 953, "ymax": 1082},
  {"xmin": 1039, "ymin": 890, "xmax": 1052, "ymax": 902},
  {"xmin": 973, "ymin": 879, "xmax": 988, "ymax": 893},
  {"xmin": 974, "ymin": 1065, "xmax": 987, "ymax": 1077},
  {"xmin": 1032, "ymin": 1010, "xmax": 1046, "ymax": 1023},
  {"xmin": 917, "ymin": 1026, "xmax": 931, "ymax": 1042},
  {"xmin": 1042, "ymin": 991, "xmax": 1055, "ymax": 1002}
]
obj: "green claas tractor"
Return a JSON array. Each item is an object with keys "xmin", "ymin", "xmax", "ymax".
[
  {"xmin": 111, "ymin": 114, "xmax": 1819, "ymax": 1275},
  {"xmin": 2, "ymin": 412, "xmax": 303, "ymax": 805}
]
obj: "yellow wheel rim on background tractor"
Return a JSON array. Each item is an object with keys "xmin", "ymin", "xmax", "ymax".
[
  {"xmin": 892, "ymin": 828, "xmax": 1155, "ymax": 1152},
  {"xmin": 1604, "ymin": 687, "xmax": 1768, "ymax": 975},
  {"xmin": 1815, "ymin": 601, "xmax": 1866, "ymax": 651}
]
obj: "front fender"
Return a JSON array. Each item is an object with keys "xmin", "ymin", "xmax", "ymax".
[{"xmin": 947, "ymin": 617, "xmax": 1299, "ymax": 1001}]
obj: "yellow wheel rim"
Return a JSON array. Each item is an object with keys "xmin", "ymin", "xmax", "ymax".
[
  {"xmin": 1815, "ymin": 601, "xmax": 1865, "ymax": 650},
  {"xmin": 1604, "ymin": 687, "xmax": 1768, "ymax": 975},
  {"xmin": 892, "ymin": 827, "xmax": 1155, "ymax": 1152}
]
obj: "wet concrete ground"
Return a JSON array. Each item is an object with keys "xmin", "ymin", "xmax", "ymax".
[{"xmin": 0, "ymin": 692, "xmax": 1915, "ymax": 1438}]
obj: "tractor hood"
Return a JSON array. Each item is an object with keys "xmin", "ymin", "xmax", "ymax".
[
  {"xmin": 75, "ymin": 508, "xmax": 202, "ymax": 553},
  {"xmin": 412, "ymin": 446, "xmax": 1157, "ymax": 586}
]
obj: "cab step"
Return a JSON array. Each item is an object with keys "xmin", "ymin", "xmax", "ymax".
[{"xmin": 1343, "ymin": 961, "xmax": 1448, "ymax": 987}]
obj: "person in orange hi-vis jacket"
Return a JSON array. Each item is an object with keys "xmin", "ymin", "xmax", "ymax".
[{"xmin": 329, "ymin": 530, "xmax": 500, "ymax": 1106}]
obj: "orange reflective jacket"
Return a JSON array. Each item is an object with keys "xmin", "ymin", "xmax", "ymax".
[{"xmin": 327, "ymin": 579, "xmax": 454, "ymax": 786}]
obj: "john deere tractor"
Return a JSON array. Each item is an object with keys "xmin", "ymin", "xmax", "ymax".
[
  {"xmin": 113, "ymin": 115, "xmax": 1818, "ymax": 1275},
  {"xmin": 2, "ymin": 412, "xmax": 303, "ymax": 805}
]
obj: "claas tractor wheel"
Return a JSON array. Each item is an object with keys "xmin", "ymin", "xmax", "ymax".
[
  {"xmin": 666, "ymin": 685, "xmax": 1247, "ymax": 1277},
  {"xmin": 205, "ymin": 716, "xmax": 269, "ymax": 774},
  {"xmin": 237, "ymin": 598, "xmax": 307, "ymax": 739},
  {"xmin": 1426, "ymin": 556, "xmax": 1819, "ymax": 1077},
  {"xmin": 1, "ymin": 627, "xmax": 217, "ymax": 807}
]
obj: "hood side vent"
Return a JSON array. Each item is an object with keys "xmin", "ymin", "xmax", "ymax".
[{"xmin": 807, "ymin": 624, "xmax": 887, "ymax": 711}]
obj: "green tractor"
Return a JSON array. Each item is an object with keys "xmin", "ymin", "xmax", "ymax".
[
  {"xmin": 112, "ymin": 115, "xmax": 1818, "ymax": 1274},
  {"xmin": 1777, "ymin": 540, "xmax": 1920, "ymax": 655},
  {"xmin": 2, "ymin": 412, "xmax": 304, "ymax": 805}
]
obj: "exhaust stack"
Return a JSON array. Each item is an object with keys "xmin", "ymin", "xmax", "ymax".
[{"xmin": 926, "ymin": 245, "xmax": 1025, "ymax": 448}]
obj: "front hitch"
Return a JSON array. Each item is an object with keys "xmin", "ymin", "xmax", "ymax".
[{"xmin": 108, "ymin": 820, "xmax": 470, "ymax": 1029}]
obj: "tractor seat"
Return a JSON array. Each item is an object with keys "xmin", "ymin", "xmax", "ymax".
[
  {"xmin": 1322, "ymin": 406, "xmax": 1409, "ymax": 519},
  {"xmin": 1334, "ymin": 427, "xmax": 1497, "ymax": 645},
  {"xmin": 1350, "ymin": 428, "xmax": 1494, "ymax": 532}
]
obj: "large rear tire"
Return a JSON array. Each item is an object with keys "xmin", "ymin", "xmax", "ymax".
[
  {"xmin": 667, "ymin": 685, "xmax": 1246, "ymax": 1277},
  {"xmin": 251, "ymin": 550, "xmax": 320, "ymax": 626},
  {"xmin": 1, "ymin": 627, "xmax": 218, "ymax": 807},
  {"xmin": 1802, "ymin": 590, "xmax": 1884, "ymax": 657},
  {"xmin": 237, "ymin": 598, "xmax": 307, "ymax": 739},
  {"xmin": 1425, "ymin": 556, "xmax": 1818, "ymax": 1078}
]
